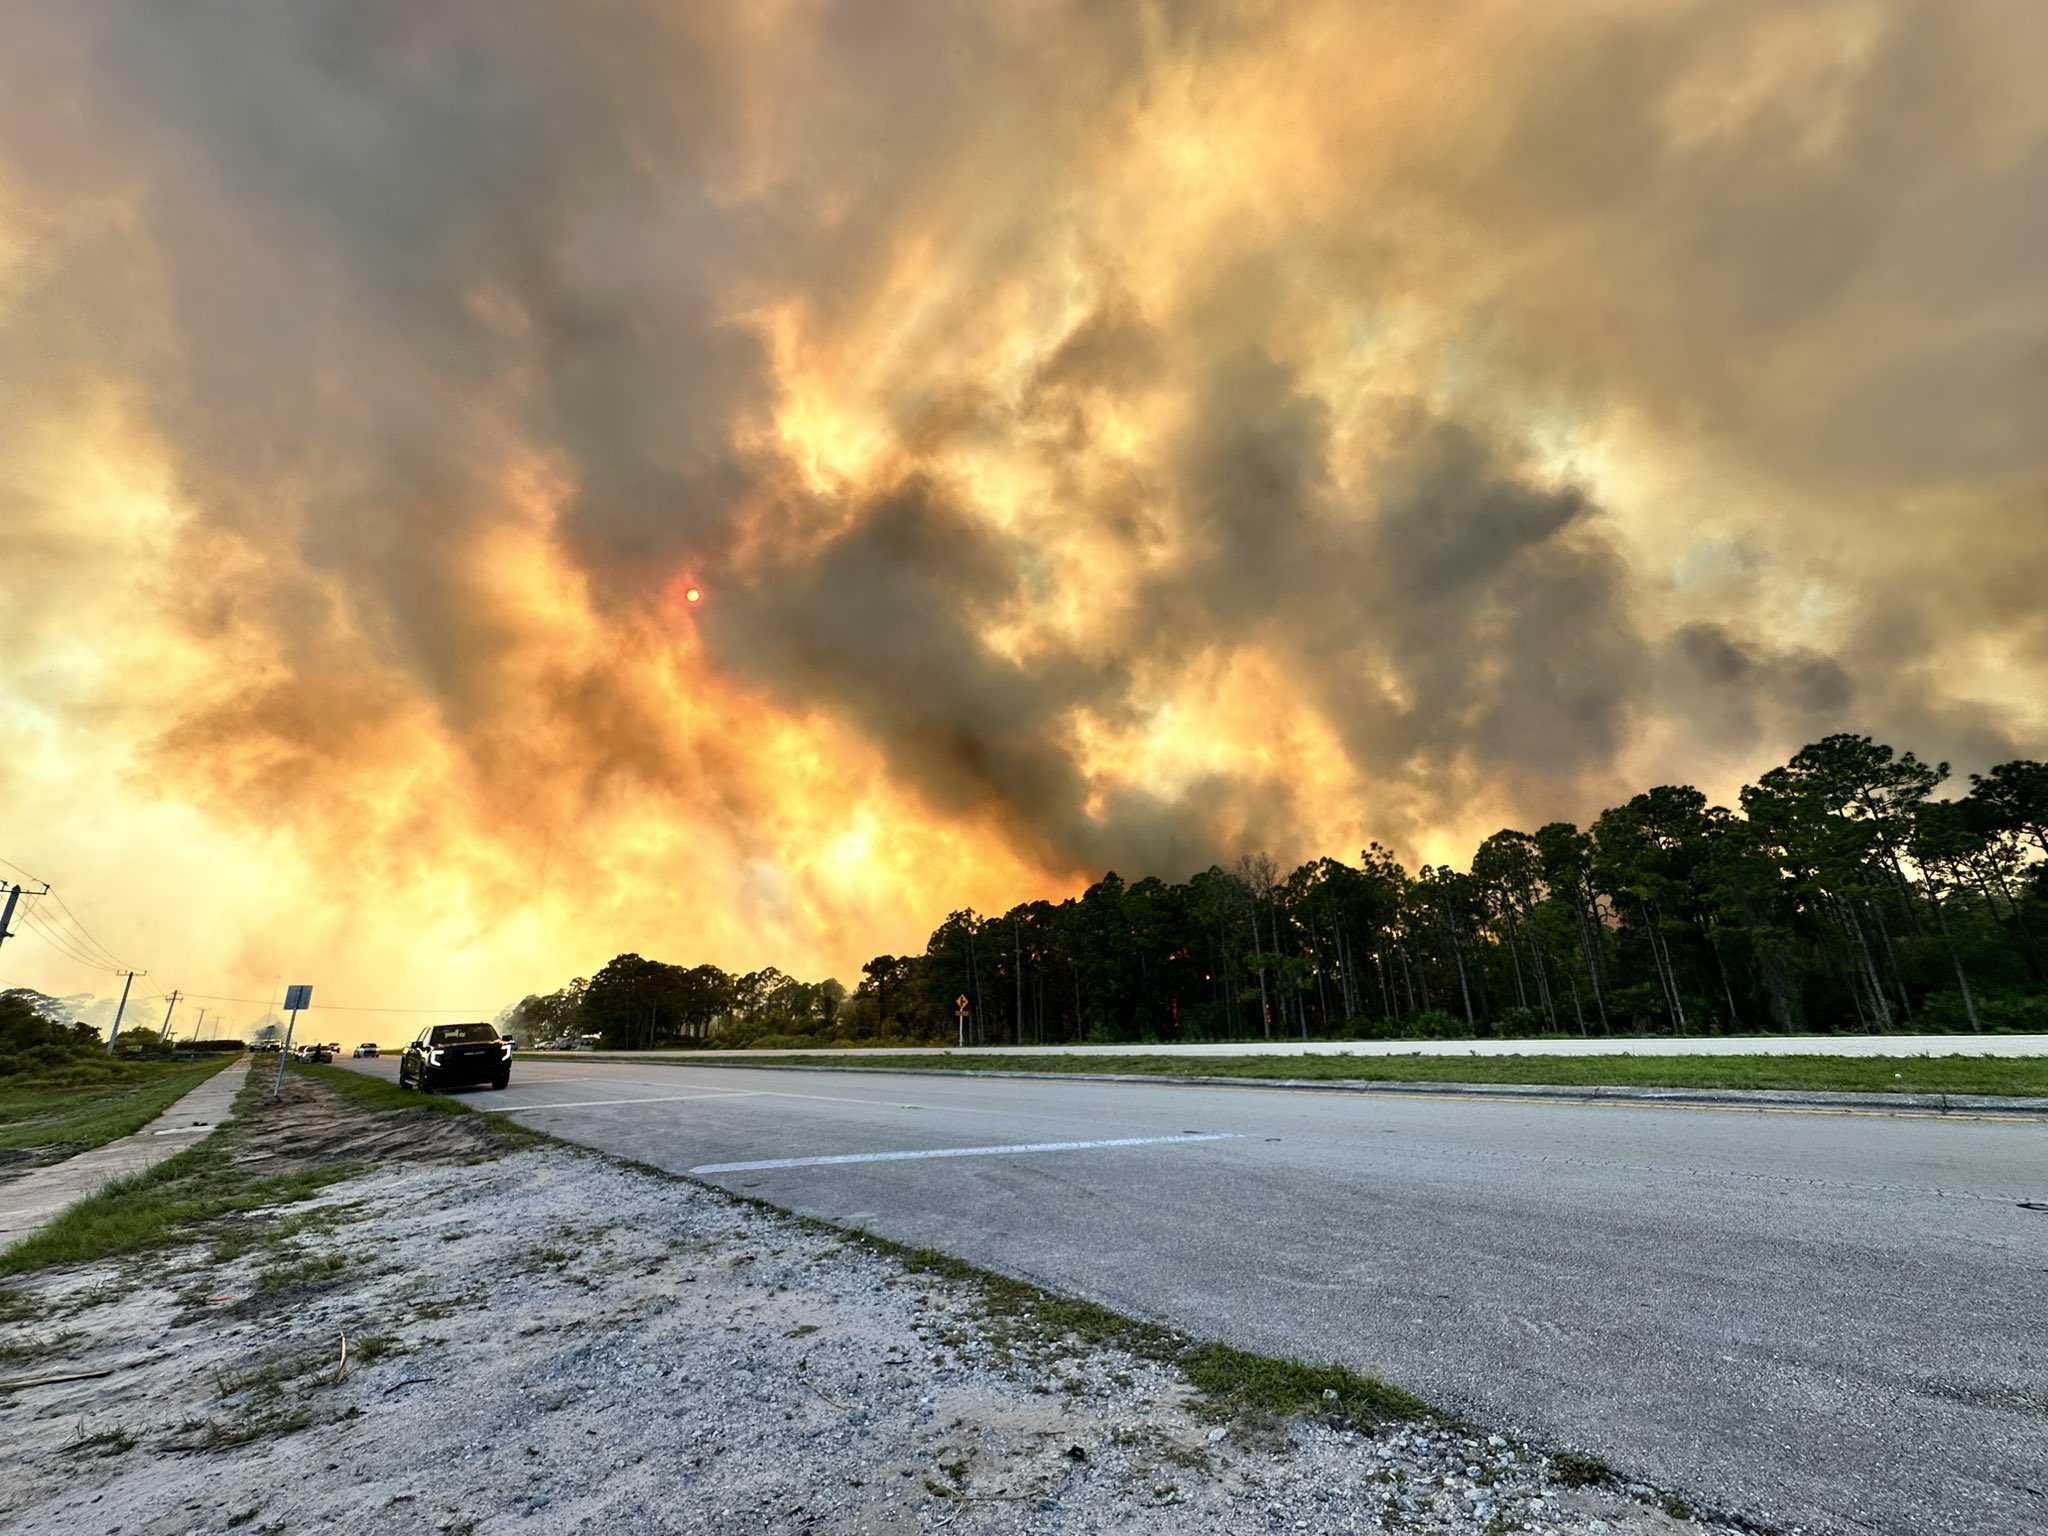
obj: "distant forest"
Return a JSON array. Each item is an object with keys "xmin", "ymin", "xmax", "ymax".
[{"xmin": 503, "ymin": 735, "xmax": 2048, "ymax": 1049}]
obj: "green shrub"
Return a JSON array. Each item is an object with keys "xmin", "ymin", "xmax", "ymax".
[
  {"xmin": 1918, "ymin": 988, "xmax": 2048, "ymax": 1034},
  {"xmin": 1400, "ymin": 1009, "xmax": 1466, "ymax": 1041}
]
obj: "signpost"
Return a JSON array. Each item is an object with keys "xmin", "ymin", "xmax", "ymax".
[
  {"xmin": 272, "ymin": 984, "xmax": 313, "ymax": 1099},
  {"xmin": 956, "ymin": 993, "xmax": 969, "ymax": 1048}
]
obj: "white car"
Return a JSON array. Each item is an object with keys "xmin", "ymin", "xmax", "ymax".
[{"xmin": 352, "ymin": 1043, "xmax": 380, "ymax": 1059}]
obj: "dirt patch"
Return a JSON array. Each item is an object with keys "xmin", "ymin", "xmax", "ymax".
[
  {"xmin": 0, "ymin": 1089, "xmax": 1766, "ymax": 1536},
  {"xmin": 224, "ymin": 1071, "xmax": 499, "ymax": 1173}
]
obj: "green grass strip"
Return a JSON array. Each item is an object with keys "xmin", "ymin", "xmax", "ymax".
[
  {"xmin": 1177, "ymin": 1341, "xmax": 1432, "ymax": 1427},
  {"xmin": 0, "ymin": 1062, "xmax": 541, "ymax": 1280},
  {"xmin": 731, "ymin": 1050, "xmax": 2048, "ymax": 1097},
  {"xmin": 815, "ymin": 1227, "xmax": 1431, "ymax": 1431},
  {"xmin": 0, "ymin": 1056, "xmax": 241, "ymax": 1157},
  {"xmin": 288, "ymin": 1061, "xmax": 471, "ymax": 1117},
  {"xmin": 288, "ymin": 1061, "xmax": 548, "ymax": 1148},
  {"xmin": 0, "ymin": 1131, "xmax": 356, "ymax": 1280}
]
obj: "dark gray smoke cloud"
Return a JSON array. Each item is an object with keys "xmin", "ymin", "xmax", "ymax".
[{"xmin": 3, "ymin": 0, "xmax": 2044, "ymax": 925}]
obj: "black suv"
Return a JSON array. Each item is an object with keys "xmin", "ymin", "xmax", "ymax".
[{"xmin": 400, "ymin": 1022, "xmax": 511, "ymax": 1093}]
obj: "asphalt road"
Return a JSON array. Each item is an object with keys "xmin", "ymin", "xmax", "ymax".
[{"xmin": 343, "ymin": 1055, "xmax": 2048, "ymax": 1535}]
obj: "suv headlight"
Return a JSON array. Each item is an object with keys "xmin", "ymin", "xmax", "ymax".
[
  {"xmin": 500, "ymin": 1042, "xmax": 513, "ymax": 1060},
  {"xmin": 427, "ymin": 1048, "xmax": 443, "ymax": 1066}
]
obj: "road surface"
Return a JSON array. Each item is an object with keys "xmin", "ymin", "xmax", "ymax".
[{"xmin": 342, "ymin": 1055, "xmax": 2048, "ymax": 1535}]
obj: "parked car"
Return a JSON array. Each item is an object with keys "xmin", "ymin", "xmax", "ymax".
[
  {"xmin": 400, "ymin": 1021, "xmax": 512, "ymax": 1093},
  {"xmin": 304, "ymin": 1043, "xmax": 333, "ymax": 1064},
  {"xmin": 352, "ymin": 1043, "xmax": 380, "ymax": 1059}
]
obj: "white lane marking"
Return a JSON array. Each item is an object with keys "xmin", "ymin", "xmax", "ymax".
[
  {"xmin": 692, "ymin": 1132, "xmax": 1242, "ymax": 1175},
  {"xmin": 516, "ymin": 1077, "xmax": 758, "ymax": 1095},
  {"xmin": 502, "ymin": 1092, "xmax": 764, "ymax": 1112}
]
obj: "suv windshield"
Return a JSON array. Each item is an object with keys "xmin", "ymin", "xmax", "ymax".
[{"xmin": 428, "ymin": 1023, "xmax": 501, "ymax": 1045}]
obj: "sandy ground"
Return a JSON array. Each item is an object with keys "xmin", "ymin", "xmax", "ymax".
[{"xmin": 0, "ymin": 1078, "xmax": 1769, "ymax": 1535}]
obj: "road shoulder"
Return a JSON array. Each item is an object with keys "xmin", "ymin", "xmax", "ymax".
[{"xmin": 0, "ymin": 1070, "xmax": 1758, "ymax": 1536}]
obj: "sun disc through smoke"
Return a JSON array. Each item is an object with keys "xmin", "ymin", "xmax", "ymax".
[{"xmin": 684, "ymin": 586, "xmax": 701, "ymax": 603}]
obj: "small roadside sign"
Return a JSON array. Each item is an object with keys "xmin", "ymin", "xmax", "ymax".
[
  {"xmin": 955, "ymin": 994, "xmax": 969, "ymax": 1011},
  {"xmin": 274, "ymin": 984, "xmax": 314, "ymax": 1099}
]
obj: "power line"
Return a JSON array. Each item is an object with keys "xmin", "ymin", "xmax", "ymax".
[
  {"xmin": 0, "ymin": 858, "xmax": 133, "ymax": 971},
  {"xmin": 20, "ymin": 903, "xmax": 121, "ymax": 972},
  {"xmin": 38, "ymin": 889, "xmax": 131, "ymax": 971},
  {"xmin": 176, "ymin": 991, "xmax": 499, "ymax": 1014},
  {"xmin": 14, "ymin": 903, "xmax": 125, "ymax": 972}
]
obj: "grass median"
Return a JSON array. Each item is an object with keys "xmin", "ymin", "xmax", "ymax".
[
  {"xmin": 666, "ymin": 1049, "xmax": 2048, "ymax": 1098},
  {"xmin": 0, "ymin": 1055, "xmax": 242, "ymax": 1165}
]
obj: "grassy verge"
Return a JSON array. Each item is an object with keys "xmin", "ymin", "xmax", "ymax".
[
  {"xmin": 0, "ymin": 1055, "xmax": 241, "ymax": 1160},
  {"xmin": 0, "ymin": 1084, "xmax": 357, "ymax": 1281},
  {"xmin": 287, "ymin": 1062, "xmax": 545, "ymax": 1148},
  {"xmin": 721, "ymin": 1050, "xmax": 2048, "ymax": 1097},
  {"xmin": 287, "ymin": 1062, "xmax": 468, "ymax": 1117},
  {"xmin": 0, "ymin": 1062, "xmax": 535, "ymax": 1281}
]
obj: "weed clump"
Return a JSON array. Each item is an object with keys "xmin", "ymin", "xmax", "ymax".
[{"xmin": 1550, "ymin": 1450, "xmax": 1614, "ymax": 1487}]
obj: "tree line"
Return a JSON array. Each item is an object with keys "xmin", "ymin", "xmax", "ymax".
[{"xmin": 502, "ymin": 735, "xmax": 2048, "ymax": 1049}]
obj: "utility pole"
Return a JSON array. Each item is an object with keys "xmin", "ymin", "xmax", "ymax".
[
  {"xmin": 189, "ymin": 1008, "xmax": 209, "ymax": 1044},
  {"xmin": 0, "ymin": 880, "xmax": 49, "ymax": 956},
  {"xmin": 157, "ymin": 990, "xmax": 183, "ymax": 1048},
  {"xmin": 104, "ymin": 971, "xmax": 141, "ymax": 1054}
]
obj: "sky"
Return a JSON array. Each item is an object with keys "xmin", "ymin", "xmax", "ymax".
[{"xmin": 4, "ymin": 0, "xmax": 2046, "ymax": 1029}]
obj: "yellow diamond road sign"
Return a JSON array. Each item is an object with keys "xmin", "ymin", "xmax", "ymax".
[{"xmin": 956, "ymin": 994, "xmax": 969, "ymax": 1011}]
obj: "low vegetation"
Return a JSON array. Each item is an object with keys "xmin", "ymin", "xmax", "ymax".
[
  {"xmin": 1, "ymin": 990, "xmax": 240, "ymax": 1079},
  {"xmin": 288, "ymin": 1061, "xmax": 467, "ymax": 1117},
  {"xmin": 287, "ymin": 1062, "xmax": 546, "ymax": 1148},
  {"xmin": 793, "ymin": 1231, "xmax": 1432, "ymax": 1434},
  {"xmin": 0, "ymin": 1057, "xmax": 239, "ymax": 1163},
  {"xmin": 0, "ymin": 1131, "xmax": 354, "ymax": 1281},
  {"xmin": 734, "ymin": 1049, "xmax": 2048, "ymax": 1097},
  {"xmin": 1177, "ymin": 1341, "xmax": 1432, "ymax": 1429}
]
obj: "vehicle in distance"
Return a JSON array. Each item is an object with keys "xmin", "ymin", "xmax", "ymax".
[
  {"xmin": 303, "ymin": 1043, "xmax": 334, "ymax": 1064},
  {"xmin": 352, "ymin": 1043, "xmax": 379, "ymax": 1059},
  {"xmin": 400, "ymin": 1022, "xmax": 512, "ymax": 1093}
]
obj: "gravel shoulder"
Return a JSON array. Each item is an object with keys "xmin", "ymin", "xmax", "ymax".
[{"xmin": 0, "ymin": 1079, "xmax": 1778, "ymax": 1535}]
